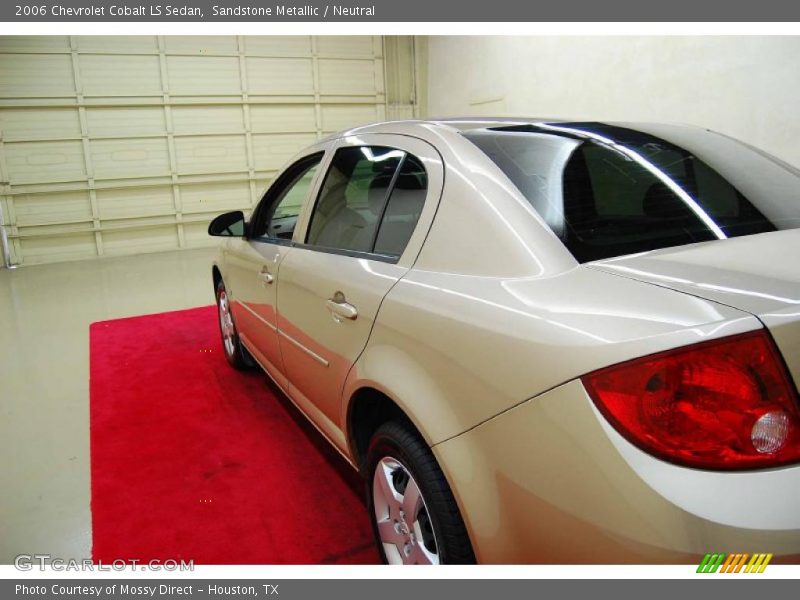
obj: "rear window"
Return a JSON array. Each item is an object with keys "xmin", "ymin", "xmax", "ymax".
[{"xmin": 464, "ymin": 123, "xmax": 800, "ymax": 262}]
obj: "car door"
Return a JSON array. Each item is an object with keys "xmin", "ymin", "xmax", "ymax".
[
  {"xmin": 276, "ymin": 135, "xmax": 444, "ymax": 452},
  {"xmin": 223, "ymin": 150, "xmax": 326, "ymax": 390}
]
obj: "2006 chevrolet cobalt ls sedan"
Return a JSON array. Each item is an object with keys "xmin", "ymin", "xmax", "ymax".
[{"xmin": 209, "ymin": 119, "xmax": 800, "ymax": 564}]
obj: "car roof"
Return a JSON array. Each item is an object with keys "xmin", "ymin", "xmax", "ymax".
[
  {"xmin": 329, "ymin": 117, "xmax": 561, "ymax": 139},
  {"xmin": 323, "ymin": 117, "xmax": 706, "ymax": 143},
  {"xmin": 426, "ymin": 117, "xmax": 569, "ymax": 130}
]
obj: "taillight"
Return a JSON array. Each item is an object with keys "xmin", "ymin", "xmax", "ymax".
[{"xmin": 582, "ymin": 330, "xmax": 800, "ymax": 470}]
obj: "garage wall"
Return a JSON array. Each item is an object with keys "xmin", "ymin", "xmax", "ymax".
[
  {"xmin": 427, "ymin": 36, "xmax": 800, "ymax": 167},
  {"xmin": 0, "ymin": 35, "xmax": 418, "ymax": 267}
]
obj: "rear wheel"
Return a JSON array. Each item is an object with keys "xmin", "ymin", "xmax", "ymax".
[
  {"xmin": 366, "ymin": 421, "xmax": 475, "ymax": 564},
  {"xmin": 215, "ymin": 279, "xmax": 253, "ymax": 370}
]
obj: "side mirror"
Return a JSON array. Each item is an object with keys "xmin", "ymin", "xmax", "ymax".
[{"xmin": 208, "ymin": 211, "xmax": 247, "ymax": 238}]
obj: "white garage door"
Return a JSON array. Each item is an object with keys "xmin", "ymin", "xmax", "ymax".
[{"xmin": 0, "ymin": 36, "xmax": 414, "ymax": 266}]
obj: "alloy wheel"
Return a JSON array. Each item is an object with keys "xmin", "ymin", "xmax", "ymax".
[
  {"xmin": 372, "ymin": 456, "xmax": 439, "ymax": 564},
  {"xmin": 217, "ymin": 289, "xmax": 236, "ymax": 358}
]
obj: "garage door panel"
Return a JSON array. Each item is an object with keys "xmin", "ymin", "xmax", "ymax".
[
  {"xmin": 183, "ymin": 221, "xmax": 220, "ymax": 248},
  {"xmin": 79, "ymin": 55, "xmax": 162, "ymax": 96},
  {"xmin": 5, "ymin": 140, "xmax": 86, "ymax": 184},
  {"xmin": 249, "ymin": 105, "xmax": 316, "ymax": 134},
  {"xmin": 0, "ymin": 107, "xmax": 81, "ymax": 141},
  {"xmin": 97, "ymin": 186, "xmax": 174, "ymax": 220},
  {"xmin": 76, "ymin": 36, "xmax": 158, "ymax": 54},
  {"xmin": 13, "ymin": 191, "xmax": 93, "ymax": 226},
  {"xmin": 0, "ymin": 36, "xmax": 71, "ymax": 53},
  {"xmin": 164, "ymin": 36, "xmax": 239, "ymax": 55},
  {"xmin": 244, "ymin": 36, "xmax": 312, "ymax": 57},
  {"xmin": 318, "ymin": 59, "xmax": 378, "ymax": 95},
  {"xmin": 20, "ymin": 231, "xmax": 97, "ymax": 264},
  {"xmin": 321, "ymin": 105, "xmax": 380, "ymax": 133},
  {"xmin": 171, "ymin": 105, "xmax": 245, "ymax": 135},
  {"xmin": 101, "ymin": 223, "xmax": 179, "ymax": 256},
  {"xmin": 86, "ymin": 107, "xmax": 166, "ymax": 138},
  {"xmin": 174, "ymin": 135, "xmax": 248, "ymax": 175},
  {"xmin": 0, "ymin": 36, "xmax": 412, "ymax": 266},
  {"xmin": 317, "ymin": 36, "xmax": 377, "ymax": 58},
  {"xmin": 167, "ymin": 56, "xmax": 241, "ymax": 95},
  {"xmin": 0, "ymin": 54, "xmax": 75, "ymax": 97},
  {"xmin": 252, "ymin": 133, "xmax": 318, "ymax": 171},
  {"xmin": 91, "ymin": 138, "xmax": 170, "ymax": 180},
  {"xmin": 245, "ymin": 58, "xmax": 314, "ymax": 95},
  {"xmin": 181, "ymin": 181, "xmax": 251, "ymax": 214}
]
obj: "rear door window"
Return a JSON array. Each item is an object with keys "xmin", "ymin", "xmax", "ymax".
[
  {"xmin": 306, "ymin": 146, "xmax": 427, "ymax": 259},
  {"xmin": 374, "ymin": 154, "xmax": 428, "ymax": 257}
]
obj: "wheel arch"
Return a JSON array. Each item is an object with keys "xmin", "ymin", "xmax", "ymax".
[
  {"xmin": 345, "ymin": 384, "xmax": 425, "ymax": 472},
  {"xmin": 342, "ymin": 345, "xmax": 468, "ymax": 470}
]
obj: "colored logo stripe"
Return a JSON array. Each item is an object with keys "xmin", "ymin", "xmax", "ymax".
[
  {"xmin": 697, "ymin": 553, "xmax": 772, "ymax": 573},
  {"xmin": 697, "ymin": 553, "xmax": 725, "ymax": 573}
]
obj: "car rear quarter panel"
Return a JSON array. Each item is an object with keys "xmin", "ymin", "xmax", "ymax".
[
  {"xmin": 346, "ymin": 266, "xmax": 761, "ymax": 447},
  {"xmin": 764, "ymin": 307, "xmax": 800, "ymax": 390},
  {"xmin": 434, "ymin": 379, "xmax": 800, "ymax": 563}
]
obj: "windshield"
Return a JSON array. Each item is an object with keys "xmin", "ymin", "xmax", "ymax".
[{"xmin": 464, "ymin": 123, "xmax": 800, "ymax": 262}]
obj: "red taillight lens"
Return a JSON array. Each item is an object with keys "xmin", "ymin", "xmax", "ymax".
[{"xmin": 582, "ymin": 330, "xmax": 800, "ymax": 470}]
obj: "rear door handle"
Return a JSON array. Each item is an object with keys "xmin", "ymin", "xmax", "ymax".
[
  {"xmin": 326, "ymin": 291, "xmax": 357, "ymax": 321},
  {"xmin": 259, "ymin": 266, "xmax": 274, "ymax": 285}
]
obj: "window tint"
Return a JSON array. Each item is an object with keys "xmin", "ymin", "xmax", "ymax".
[
  {"xmin": 465, "ymin": 124, "xmax": 798, "ymax": 262},
  {"xmin": 251, "ymin": 154, "xmax": 321, "ymax": 240},
  {"xmin": 374, "ymin": 154, "xmax": 428, "ymax": 256},
  {"xmin": 306, "ymin": 146, "xmax": 405, "ymax": 254},
  {"xmin": 560, "ymin": 142, "xmax": 724, "ymax": 260}
]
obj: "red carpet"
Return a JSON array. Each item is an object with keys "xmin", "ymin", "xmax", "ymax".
[{"xmin": 90, "ymin": 305, "xmax": 379, "ymax": 564}]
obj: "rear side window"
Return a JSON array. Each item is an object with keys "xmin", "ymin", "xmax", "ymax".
[
  {"xmin": 374, "ymin": 154, "xmax": 427, "ymax": 256},
  {"xmin": 306, "ymin": 146, "xmax": 427, "ymax": 259},
  {"xmin": 465, "ymin": 124, "xmax": 799, "ymax": 262}
]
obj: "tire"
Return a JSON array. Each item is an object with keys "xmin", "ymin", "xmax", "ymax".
[
  {"xmin": 215, "ymin": 278, "xmax": 254, "ymax": 370},
  {"xmin": 366, "ymin": 421, "xmax": 476, "ymax": 564}
]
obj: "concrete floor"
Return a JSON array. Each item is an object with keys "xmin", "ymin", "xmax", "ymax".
[{"xmin": 0, "ymin": 248, "xmax": 218, "ymax": 563}]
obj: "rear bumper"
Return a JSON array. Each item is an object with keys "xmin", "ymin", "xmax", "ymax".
[{"xmin": 433, "ymin": 379, "xmax": 800, "ymax": 564}]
